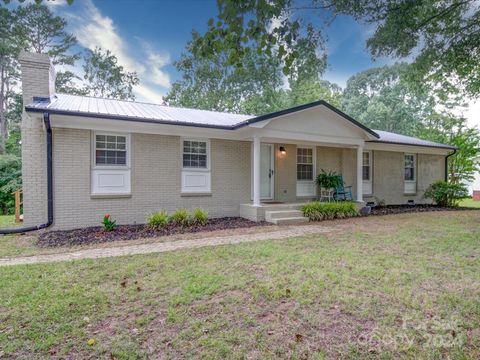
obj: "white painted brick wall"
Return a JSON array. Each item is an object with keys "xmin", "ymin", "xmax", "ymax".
[{"xmin": 52, "ymin": 129, "xmax": 252, "ymax": 229}]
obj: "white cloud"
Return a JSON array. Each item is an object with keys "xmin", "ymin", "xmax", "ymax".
[{"xmin": 60, "ymin": 0, "xmax": 169, "ymax": 103}]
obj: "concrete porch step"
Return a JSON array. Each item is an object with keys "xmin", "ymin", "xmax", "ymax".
[
  {"xmin": 267, "ymin": 216, "xmax": 310, "ymax": 225},
  {"xmin": 265, "ymin": 210, "xmax": 309, "ymax": 225},
  {"xmin": 265, "ymin": 209, "xmax": 304, "ymax": 220}
]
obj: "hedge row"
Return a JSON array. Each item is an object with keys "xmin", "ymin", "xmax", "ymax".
[{"xmin": 301, "ymin": 201, "xmax": 358, "ymax": 221}]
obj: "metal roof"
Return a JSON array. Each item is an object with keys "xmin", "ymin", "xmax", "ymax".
[
  {"xmin": 372, "ymin": 130, "xmax": 456, "ymax": 150},
  {"xmin": 25, "ymin": 94, "xmax": 455, "ymax": 150},
  {"xmin": 26, "ymin": 93, "xmax": 252, "ymax": 129}
]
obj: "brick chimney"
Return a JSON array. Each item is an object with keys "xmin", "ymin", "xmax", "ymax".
[{"xmin": 18, "ymin": 52, "xmax": 56, "ymax": 226}]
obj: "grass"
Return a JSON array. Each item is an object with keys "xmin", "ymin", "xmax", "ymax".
[
  {"xmin": 0, "ymin": 215, "xmax": 15, "ymax": 228},
  {"xmin": 0, "ymin": 211, "xmax": 479, "ymax": 358},
  {"xmin": 460, "ymin": 198, "xmax": 480, "ymax": 208}
]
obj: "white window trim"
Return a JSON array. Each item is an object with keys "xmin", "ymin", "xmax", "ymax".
[
  {"xmin": 91, "ymin": 131, "xmax": 131, "ymax": 170},
  {"xmin": 181, "ymin": 137, "xmax": 211, "ymax": 172},
  {"xmin": 181, "ymin": 138, "xmax": 211, "ymax": 194},
  {"xmin": 296, "ymin": 145, "xmax": 317, "ymax": 197},
  {"xmin": 91, "ymin": 131, "xmax": 131, "ymax": 196},
  {"xmin": 404, "ymin": 153, "xmax": 417, "ymax": 194},
  {"xmin": 362, "ymin": 150, "xmax": 373, "ymax": 195},
  {"xmin": 404, "ymin": 153, "xmax": 416, "ymax": 182},
  {"xmin": 296, "ymin": 146, "xmax": 316, "ymax": 182},
  {"xmin": 362, "ymin": 150, "xmax": 372, "ymax": 181}
]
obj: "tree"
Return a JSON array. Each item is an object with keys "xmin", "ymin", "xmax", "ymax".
[
  {"xmin": 15, "ymin": 3, "xmax": 79, "ymax": 66},
  {"xmin": 0, "ymin": 154, "xmax": 21, "ymax": 214},
  {"xmin": 0, "ymin": 6, "xmax": 24, "ymax": 154},
  {"xmin": 55, "ymin": 70, "xmax": 87, "ymax": 96},
  {"xmin": 342, "ymin": 63, "xmax": 434, "ymax": 136},
  {"xmin": 331, "ymin": 0, "xmax": 480, "ymax": 99},
  {"xmin": 165, "ymin": 20, "xmax": 328, "ymax": 115},
  {"xmin": 419, "ymin": 112, "xmax": 480, "ymax": 185},
  {"xmin": 195, "ymin": 1, "xmax": 480, "ymax": 99},
  {"xmin": 83, "ymin": 47, "xmax": 139, "ymax": 101},
  {"xmin": 15, "ymin": 3, "xmax": 81, "ymax": 96}
]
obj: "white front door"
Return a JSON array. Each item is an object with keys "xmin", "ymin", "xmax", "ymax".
[{"xmin": 260, "ymin": 144, "xmax": 274, "ymax": 199}]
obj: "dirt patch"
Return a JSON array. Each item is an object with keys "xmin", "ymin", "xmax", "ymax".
[
  {"xmin": 37, "ymin": 217, "xmax": 271, "ymax": 248},
  {"xmin": 369, "ymin": 204, "xmax": 476, "ymax": 216}
]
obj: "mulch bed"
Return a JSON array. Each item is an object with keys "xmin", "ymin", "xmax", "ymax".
[
  {"xmin": 37, "ymin": 217, "xmax": 270, "ymax": 248},
  {"xmin": 369, "ymin": 204, "xmax": 477, "ymax": 216}
]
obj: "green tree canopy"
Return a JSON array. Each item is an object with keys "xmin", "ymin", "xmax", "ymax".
[
  {"xmin": 418, "ymin": 112, "xmax": 480, "ymax": 185},
  {"xmin": 194, "ymin": 0, "xmax": 480, "ymax": 99},
  {"xmin": 82, "ymin": 47, "xmax": 139, "ymax": 101},
  {"xmin": 342, "ymin": 63, "xmax": 434, "ymax": 136}
]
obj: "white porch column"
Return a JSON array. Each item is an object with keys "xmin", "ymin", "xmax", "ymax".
[
  {"xmin": 253, "ymin": 136, "xmax": 261, "ymax": 206},
  {"xmin": 356, "ymin": 144, "xmax": 364, "ymax": 202}
]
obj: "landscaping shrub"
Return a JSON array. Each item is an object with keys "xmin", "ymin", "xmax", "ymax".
[
  {"xmin": 101, "ymin": 213, "xmax": 116, "ymax": 231},
  {"xmin": 315, "ymin": 169, "xmax": 343, "ymax": 190},
  {"xmin": 193, "ymin": 208, "xmax": 208, "ymax": 225},
  {"xmin": 424, "ymin": 180, "xmax": 469, "ymax": 207},
  {"xmin": 170, "ymin": 208, "xmax": 192, "ymax": 226},
  {"xmin": 301, "ymin": 201, "xmax": 358, "ymax": 221},
  {"xmin": 146, "ymin": 210, "xmax": 169, "ymax": 229}
]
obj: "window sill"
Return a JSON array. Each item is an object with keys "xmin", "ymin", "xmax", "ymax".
[
  {"xmin": 180, "ymin": 192, "xmax": 212, "ymax": 197},
  {"xmin": 403, "ymin": 193, "xmax": 417, "ymax": 196},
  {"xmin": 91, "ymin": 193, "xmax": 132, "ymax": 199}
]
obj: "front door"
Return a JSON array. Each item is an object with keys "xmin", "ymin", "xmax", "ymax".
[{"xmin": 260, "ymin": 144, "xmax": 274, "ymax": 199}]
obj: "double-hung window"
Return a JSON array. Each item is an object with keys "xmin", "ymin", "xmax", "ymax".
[
  {"xmin": 296, "ymin": 147, "xmax": 316, "ymax": 197},
  {"xmin": 362, "ymin": 151, "xmax": 373, "ymax": 194},
  {"xmin": 181, "ymin": 138, "xmax": 211, "ymax": 193},
  {"xmin": 91, "ymin": 132, "xmax": 131, "ymax": 196},
  {"xmin": 297, "ymin": 148, "xmax": 313, "ymax": 181},
  {"xmin": 404, "ymin": 153, "xmax": 416, "ymax": 194},
  {"xmin": 183, "ymin": 140, "xmax": 208, "ymax": 169},
  {"xmin": 95, "ymin": 134, "xmax": 127, "ymax": 166}
]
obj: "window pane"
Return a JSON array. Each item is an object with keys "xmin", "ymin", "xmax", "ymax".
[
  {"xmin": 363, "ymin": 166, "xmax": 370, "ymax": 181},
  {"xmin": 183, "ymin": 140, "xmax": 207, "ymax": 168},
  {"xmin": 95, "ymin": 135, "xmax": 128, "ymax": 166},
  {"xmin": 405, "ymin": 168, "xmax": 414, "ymax": 181},
  {"xmin": 363, "ymin": 152, "xmax": 369, "ymax": 166}
]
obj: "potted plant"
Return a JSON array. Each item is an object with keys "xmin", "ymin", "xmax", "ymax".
[{"xmin": 316, "ymin": 170, "xmax": 342, "ymax": 202}]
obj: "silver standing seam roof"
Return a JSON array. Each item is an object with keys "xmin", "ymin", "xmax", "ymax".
[{"xmin": 26, "ymin": 93, "xmax": 455, "ymax": 150}]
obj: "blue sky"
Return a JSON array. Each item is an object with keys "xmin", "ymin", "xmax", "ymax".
[{"xmin": 49, "ymin": 0, "xmax": 391, "ymax": 101}]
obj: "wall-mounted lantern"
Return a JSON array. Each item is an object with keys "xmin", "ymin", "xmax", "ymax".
[{"xmin": 279, "ymin": 146, "xmax": 286, "ymax": 155}]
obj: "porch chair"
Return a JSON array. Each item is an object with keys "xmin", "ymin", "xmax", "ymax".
[{"xmin": 333, "ymin": 175, "xmax": 353, "ymax": 201}]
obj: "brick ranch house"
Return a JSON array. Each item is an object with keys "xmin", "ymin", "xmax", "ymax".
[{"xmin": 17, "ymin": 52, "xmax": 456, "ymax": 230}]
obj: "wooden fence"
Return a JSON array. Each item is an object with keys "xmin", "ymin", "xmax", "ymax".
[{"xmin": 13, "ymin": 189, "xmax": 23, "ymax": 223}]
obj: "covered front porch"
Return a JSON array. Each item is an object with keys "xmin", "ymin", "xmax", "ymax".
[
  {"xmin": 235, "ymin": 101, "xmax": 379, "ymax": 222},
  {"xmin": 239, "ymin": 137, "xmax": 366, "ymax": 222}
]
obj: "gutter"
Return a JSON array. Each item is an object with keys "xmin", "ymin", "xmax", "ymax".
[
  {"xmin": 0, "ymin": 113, "xmax": 53, "ymax": 234},
  {"xmin": 445, "ymin": 148, "xmax": 457, "ymax": 182}
]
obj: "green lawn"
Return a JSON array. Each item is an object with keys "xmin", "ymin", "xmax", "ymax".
[
  {"xmin": 0, "ymin": 211, "xmax": 479, "ymax": 359},
  {"xmin": 460, "ymin": 198, "xmax": 480, "ymax": 208},
  {"xmin": 0, "ymin": 215, "xmax": 16, "ymax": 228}
]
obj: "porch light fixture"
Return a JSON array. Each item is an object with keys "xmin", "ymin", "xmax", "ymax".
[{"xmin": 279, "ymin": 146, "xmax": 286, "ymax": 155}]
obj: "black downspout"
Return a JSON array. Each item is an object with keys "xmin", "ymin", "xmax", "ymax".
[
  {"xmin": 0, "ymin": 112, "xmax": 53, "ymax": 234},
  {"xmin": 445, "ymin": 149, "xmax": 457, "ymax": 182}
]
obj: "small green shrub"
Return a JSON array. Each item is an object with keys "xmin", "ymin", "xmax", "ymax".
[
  {"xmin": 146, "ymin": 210, "xmax": 169, "ymax": 229},
  {"xmin": 301, "ymin": 201, "xmax": 358, "ymax": 221},
  {"xmin": 315, "ymin": 169, "xmax": 343, "ymax": 190},
  {"xmin": 170, "ymin": 208, "xmax": 192, "ymax": 226},
  {"xmin": 101, "ymin": 213, "xmax": 116, "ymax": 231},
  {"xmin": 424, "ymin": 181, "xmax": 469, "ymax": 207},
  {"xmin": 192, "ymin": 208, "xmax": 208, "ymax": 226}
]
